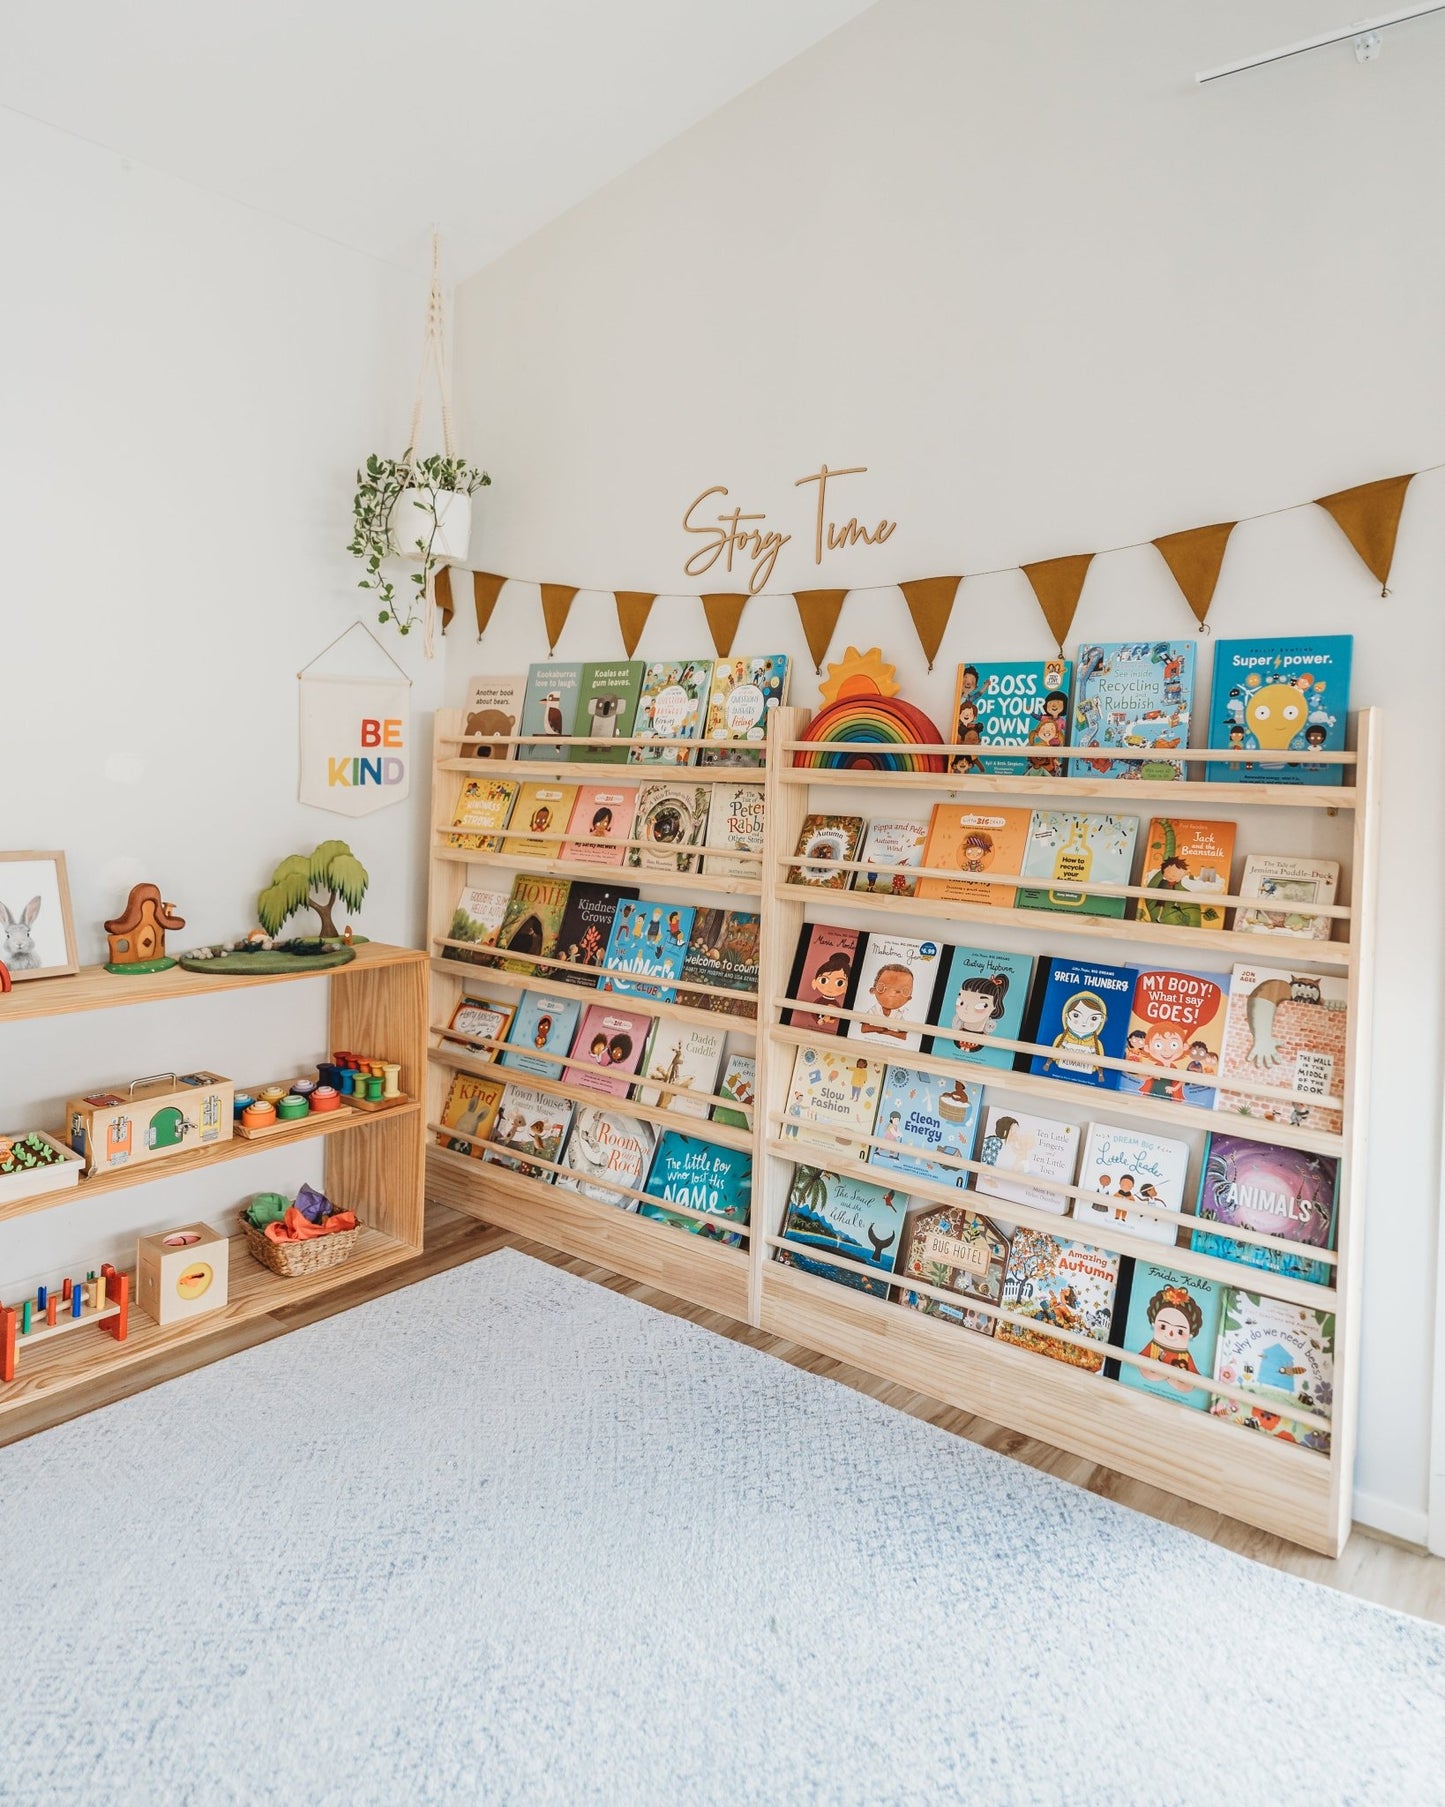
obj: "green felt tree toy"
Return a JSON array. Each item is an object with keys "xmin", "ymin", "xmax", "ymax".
[{"xmin": 257, "ymin": 842, "xmax": 369, "ymax": 941}]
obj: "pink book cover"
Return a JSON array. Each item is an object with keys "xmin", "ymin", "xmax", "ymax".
[
  {"xmin": 561, "ymin": 1002, "xmax": 652, "ymax": 1099},
  {"xmin": 562, "ymin": 784, "xmax": 638, "ymax": 867}
]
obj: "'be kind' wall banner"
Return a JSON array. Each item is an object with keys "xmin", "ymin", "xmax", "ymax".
[{"xmin": 298, "ymin": 625, "xmax": 412, "ymax": 817}]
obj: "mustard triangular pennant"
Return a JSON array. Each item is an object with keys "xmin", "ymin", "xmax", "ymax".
[
  {"xmin": 471, "ymin": 572, "xmax": 506, "ymax": 639},
  {"xmin": 793, "ymin": 589, "xmax": 849, "ymax": 672},
  {"xmin": 701, "ymin": 593, "xmax": 748, "ymax": 659},
  {"xmin": 539, "ymin": 584, "xmax": 579, "ymax": 654},
  {"xmin": 1021, "ymin": 554, "xmax": 1094, "ymax": 650},
  {"xmin": 614, "ymin": 592, "xmax": 656, "ymax": 657},
  {"xmin": 898, "ymin": 577, "xmax": 962, "ymax": 670},
  {"xmin": 434, "ymin": 564, "xmax": 455, "ymax": 633},
  {"xmin": 1152, "ymin": 523, "xmax": 1236, "ymax": 628},
  {"xmin": 1314, "ymin": 474, "xmax": 1414, "ymax": 594}
]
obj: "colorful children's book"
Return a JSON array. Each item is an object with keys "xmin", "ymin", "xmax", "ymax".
[
  {"xmin": 444, "ymin": 995, "xmax": 515, "ymax": 1054},
  {"xmin": 1015, "ymin": 811, "xmax": 1140, "ymax": 919},
  {"xmin": 899, "ymin": 1206, "xmax": 1011, "ymax": 1333},
  {"xmin": 553, "ymin": 881, "xmax": 637, "ymax": 984},
  {"xmin": 868, "ymin": 1065, "xmax": 982, "ymax": 1188},
  {"xmin": 518, "ymin": 661, "xmax": 584, "ymax": 761},
  {"xmin": 785, "ymin": 923, "xmax": 860, "ymax": 1037},
  {"xmin": 1207, "ymin": 635, "xmax": 1352, "ymax": 786},
  {"xmin": 1118, "ymin": 967, "xmax": 1227, "ymax": 1107},
  {"xmin": 1026, "ymin": 957, "xmax": 1138, "ymax": 1090},
  {"xmin": 1210, "ymin": 1289, "xmax": 1335, "ymax": 1450},
  {"xmin": 1215, "ymin": 964, "xmax": 1348, "ymax": 1133},
  {"xmin": 444, "ymin": 883, "xmax": 511, "ymax": 966},
  {"xmin": 997, "ymin": 1231, "xmax": 1121, "ymax": 1371},
  {"xmin": 447, "ymin": 776, "xmax": 519, "ymax": 852},
  {"xmin": 1135, "ymin": 818, "xmax": 1235, "ymax": 930},
  {"xmin": 850, "ymin": 818, "xmax": 929, "ymax": 897},
  {"xmin": 562, "ymin": 1002, "xmax": 652, "ymax": 1099},
  {"xmin": 676, "ymin": 908, "xmax": 760, "ymax": 1016},
  {"xmin": 500, "ymin": 782, "xmax": 580, "ymax": 860},
  {"xmin": 494, "ymin": 874, "xmax": 572, "ymax": 976},
  {"xmin": 950, "ymin": 659, "xmax": 1072, "ymax": 776},
  {"xmin": 638, "ymin": 1132, "xmax": 751, "ymax": 1244},
  {"xmin": 703, "ymin": 781, "xmax": 766, "ymax": 881},
  {"xmin": 778, "ymin": 1165, "xmax": 908, "ymax": 1296},
  {"xmin": 436, "ymin": 1073, "xmax": 505, "ymax": 1160},
  {"xmin": 973, "ymin": 1107, "xmax": 1080, "ymax": 1217},
  {"xmin": 1116, "ymin": 1263, "xmax": 1223, "ymax": 1411},
  {"xmin": 628, "ymin": 780, "xmax": 711, "ymax": 874},
  {"xmin": 787, "ymin": 814, "xmax": 865, "ymax": 890},
  {"xmin": 554, "ymin": 1106, "xmax": 657, "ymax": 1209},
  {"xmin": 629, "ymin": 660, "xmax": 713, "ymax": 765},
  {"xmin": 926, "ymin": 945, "xmax": 1033, "ymax": 1072},
  {"xmin": 499, "ymin": 990, "xmax": 584, "ymax": 1082},
  {"xmin": 711, "ymin": 1053, "xmax": 756, "ymax": 1130},
  {"xmin": 573, "ymin": 660, "xmax": 645, "ymax": 763},
  {"xmin": 598, "ymin": 898, "xmax": 695, "ymax": 1001},
  {"xmin": 1190, "ymin": 1133, "xmax": 1338, "ymax": 1285},
  {"xmin": 1235, "ymin": 855, "xmax": 1340, "ymax": 942},
  {"xmin": 1069, "ymin": 640, "xmax": 1196, "ymax": 780},
  {"xmin": 698, "ymin": 655, "xmax": 789, "ymax": 766},
  {"xmin": 561, "ymin": 784, "xmax": 639, "ymax": 866},
  {"xmin": 1074, "ymin": 1121, "xmax": 1190, "ymax": 1246},
  {"xmin": 483, "ymin": 1084, "xmax": 573, "ymax": 1180},
  {"xmin": 917, "ymin": 805, "xmax": 1032, "ymax": 909},
  {"xmin": 845, "ymin": 932, "xmax": 946, "ymax": 1053},
  {"xmin": 459, "ymin": 675, "xmax": 526, "ymax": 759},
  {"xmin": 783, "ymin": 1043, "xmax": 884, "ymax": 1157},
  {"xmin": 634, "ymin": 1016, "xmax": 727, "ymax": 1118}
]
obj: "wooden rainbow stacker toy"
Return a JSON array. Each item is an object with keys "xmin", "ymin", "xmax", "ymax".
[{"xmin": 0, "ymin": 1266, "xmax": 130, "ymax": 1382}]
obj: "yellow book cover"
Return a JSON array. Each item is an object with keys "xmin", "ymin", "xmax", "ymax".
[
  {"xmin": 501, "ymin": 783, "xmax": 580, "ymax": 859},
  {"xmin": 917, "ymin": 805, "xmax": 1032, "ymax": 909},
  {"xmin": 436, "ymin": 1073, "xmax": 505, "ymax": 1160},
  {"xmin": 1134, "ymin": 818, "xmax": 1236, "ymax": 930},
  {"xmin": 447, "ymin": 777, "xmax": 519, "ymax": 852}
]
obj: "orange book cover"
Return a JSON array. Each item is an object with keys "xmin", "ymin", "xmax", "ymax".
[
  {"xmin": 917, "ymin": 805, "xmax": 1032, "ymax": 908},
  {"xmin": 1134, "ymin": 817, "xmax": 1236, "ymax": 931}
]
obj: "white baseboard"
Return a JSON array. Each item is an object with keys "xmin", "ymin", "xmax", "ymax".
[{"xmin": 1353, "ymin": 1488, "xmax": 1430, "ymax": 1549}]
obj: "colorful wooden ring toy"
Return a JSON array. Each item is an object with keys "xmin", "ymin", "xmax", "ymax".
[
  {"xmin": 309, "ymin": 1086, "xmax": 341, "ymax": 1113},
  {"xmin": 242, "ymin": 1101, "xmax": 277, "ymax": 1129},
  {"xmin": 276, "ymin": 1096, "xmax": 309, "ymax": 1121}
]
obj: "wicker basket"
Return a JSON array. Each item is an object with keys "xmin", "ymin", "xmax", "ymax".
[{"xmin": 240, "ymin": 1211, "xmax": 363, "ymax": 1277}]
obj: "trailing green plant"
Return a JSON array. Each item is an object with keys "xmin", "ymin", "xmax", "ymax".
[{"xmin": 348, "ymin": 450, "xmax": 491, "ymax": 636}]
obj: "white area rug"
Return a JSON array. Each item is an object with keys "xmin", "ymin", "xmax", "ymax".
[{"xmin": 1, "ymin": 1249, "xmax": 1442, "ymax": 1805}]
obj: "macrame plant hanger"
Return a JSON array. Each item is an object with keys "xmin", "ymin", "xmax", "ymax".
[{"xmin": 408, "ymin": 229, "xmax": 457, "ymax": 661}]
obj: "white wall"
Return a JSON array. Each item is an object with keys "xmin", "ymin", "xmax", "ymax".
[
  {"xmin": 0, "ymin": 110, "xmax": 439, "ymax": 1289},
  {"xmin": 448, "ymin": 0, "xmax": 1445, "ymax": 1537}
]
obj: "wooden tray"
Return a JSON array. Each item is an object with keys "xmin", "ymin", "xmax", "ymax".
[{"xmin": 345, "ymin": 1090, "xmax": 413, "ymax": 1113}]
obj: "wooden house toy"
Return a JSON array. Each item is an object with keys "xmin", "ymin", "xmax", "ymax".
[
  {"xmin": 67, "ymin": 1072, "xmax": 234, "ymax": 1176},
  {"xmin": 103, "ymin": 884, "xmax": 186, "ymax": 973},
  {"xmin": 136, "ymin": 1224, "xmax": 230, "ymax": 1325}
]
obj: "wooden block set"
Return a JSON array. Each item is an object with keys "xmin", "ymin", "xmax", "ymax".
[{"xmin": 0, "ymin": 1265, "xmax": 130, "ymax": 1382}]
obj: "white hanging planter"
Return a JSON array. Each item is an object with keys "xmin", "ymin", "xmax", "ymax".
[{"xmin": 391, "ymin": 488, "xmax": 473, "ymax": 563}]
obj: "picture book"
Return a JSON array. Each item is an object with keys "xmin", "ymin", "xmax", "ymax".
[
  {"xmin": 926, "ymin": 945, "xmax": 1033, "ymax": 1072},
  {"xmin": 973, "ymin": 1107, "xmax": 1080, "ymax": 1218},
  {"xmin": 483, "ymin": 1084, "xmax": 573, "ymax": 1180},
  {"xmin": 598, "ymin": 898, "xmax": 695, "ymax": 1002},
  {"xmin": 494, "ymin": 873, "xmax": 572, "ymax": 976},
  {"xmin": 850, "ymin": 818, "xmax": 929, "ymax": 897},
  {"xmin": 1118, "ymin": 967, "xmax": 1227, "ymax": 1107},
  {"xmin": 1190, "ymin": 1133, "xmax": 1338, "ymax": 1286},
  {"xmin": 1207, "ymin": 635, "xmax": 1352, "ymax": 786},
  {"xmin": 1074, "ymin": 1121, "xmax": 1190, "ymax": 1246},
  {"xmin": 1135, "ymin": 818, "xmax": 1235, "ymax": 931},
  {"xmin": 1235, "ymin": 855, "xmax": 1340, "ymax": 943},
  {"xmin": 899, "ymin": 1206, "xmax": 1011, "ymax": 1334},
  {"xmin": 778, "ymin": 1165, "xmax": 908, "ymax": 1296},
  {"xmin": 1210, "ymin": 1289, "xmax": 1335, "ymax": 1451},
  {"xmin": 436, "ymin": 1073, "xmax": 504, "ymax": 1160},
  {"xmin": 499, "ymin": 990, "xmax": 584, "ymax": 1082},
  {"xmin": 997, "ymin": 1232, "xmax": 1121, "ymax": 1372},
  {"xmin": 676, "ymin": 908, "xmax": 760, "ymax": 1016},
  {"xmin": 554, "ymin": 1106, "xmax": 657, "ymax": 1209},
  {"xmin": 518, "ymin": 661, "xmax": 584, "ymax": 761},
  {"xmin": 638, "ymin": 1132, "xmax": 751, "ymax": 1245},
  {"xmin": 916, "ymin": 805, "xmax": 1032, "ymax": 909},
  {"xmin": 1068, "ymin": 640, "xmax": 1195, "ymax": 780},
  {"xmin": 628, "ymin": 780, "xmax": 711, "ymax": 874},
  {"xmin": 444, "ymin": 882, "xmax": 511, "ymax": 966},
  {"xmin": 1215, "ymin": 964, "xmax": 1348, "ymax": 1133},
  {"xmin": 785, "ymin": 923, "xmax": 861, "ymax": 1037},
  {"xmin": 561, "ymin": 784, "xmax": 639, "ymax": 866},
  {"xmin": 444, "ymin": 995, "xmax": 515, "ymax": 1054},
  {"xmin": 1116, "ymin": 1263, "xmax": 1223, "ymax": 1411},
  {"xmin": 783, "ymin": 1043, "xmax": 884, "ymax": 1157},
  {"xmin": 1026, "ymin": 957, "xmax": 1138, "ymax": 1090},
  {"xmin": 698, "ymin": 655, "xmax": 790, "ymax": 766},
  {"xmin": 554, "ymin": 881, "xmax": 637, "ymax": 983},
  {"xmin": 711, "ymin": 1053, "xmax": 756, "ymax": 1130},
  {"xmin": 634, "ymin": 1016, "xmax": 727, "ymax": 1118},
  {"xmin": 459, "ymin": 675, "xmax": 526, "ymax": 759},
  {"xmin": 950, "ymin": 659, "xmax": 1072, "ymax": 776},
  {"xmin": 787, "ymin": 814, "xmax": 865, "ymax": 890},
  {"xmin": 703, "ymin": 781, "xmax": 766, "ymax": 881},
  {"xmin": 629, "ymin": 659, "xmax": 713, "ymax": 765},
  {"xmin": 845, "ymin": 932, "xmax": 946, "ymax": 1052},
  {"xmin": 562, "ymin": 1002, "xmax": 652, "ymax": 1099},
  {"xmin": 446, "ymin": 776, "xmax": 519, "ymax": 852},
  {"xmin": 500, "ymin": 783, "xmax": 580, "ymax": 860},
  {"xmin": 1015, "ymin": 811, "xmax": 1141, "ymax": 919},
  {"xmin": 573, "ymin": 660, "xmax": 644, "ymax": 763},
  {"xmin": 869, "ymin": 1064, "xmax": 982, "ymax": 1188}
]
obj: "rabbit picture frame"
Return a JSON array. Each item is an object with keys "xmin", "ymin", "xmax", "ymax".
[{"xmin": 0, "ymin": 852, "xmax": 78, "ymax": 984}]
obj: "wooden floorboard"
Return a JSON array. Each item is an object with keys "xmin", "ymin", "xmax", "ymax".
[{"xmin": 4, "ymin": 1200, "xmax": 1442, "ymax": 1626}]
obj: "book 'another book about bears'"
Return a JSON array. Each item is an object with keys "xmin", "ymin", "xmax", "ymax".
[
  {"xmin": 639, "ymin": 1132, "xmax": 751, "ymax": 1245},
  {"xmin": 778, "ymin": 1165, "xmax": 908, "ymax": 1296},
  {"xmin": 459, "ymin": 675, "xmax": 525, "ymax": 758},
  {"xmin": 950, "ymin": 659, "xmax": 1072, "ymax": 777},
  {"xmin": 1069, "ymin": 640, "xmax": 1195, "ymax": 781},
  {"xmin": 1216, "ymin": 964, "xmax": 1347, "ymax": 1133},
  {"xmin": 1191, "ymin": 1133, "xmax": 1338, "ymax": 1285},
  {"xmin": 869, "ymin": 1065, "xmax": 982, "ymax": 1188},
  {"xmin": 900, "ymin": 1207, "xmax": 1011, "ymax": 1335},
  {"xmin": 1207, "ymin": 635, "xmax": 1352, "ymax": 786}
]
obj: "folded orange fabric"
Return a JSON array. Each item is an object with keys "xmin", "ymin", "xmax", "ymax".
[{"xmin": 263, "ymin": 1206, "xmax": 359, "ymax": 1243}]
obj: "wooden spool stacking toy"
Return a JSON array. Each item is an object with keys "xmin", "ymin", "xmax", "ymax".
[{"xmin": 793, "ymin": 694, "xmax": 948, "ymax": 772}]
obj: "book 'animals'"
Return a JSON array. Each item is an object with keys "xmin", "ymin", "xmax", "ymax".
[
  {"xmin": 868, "ymin": 1065, "xmax": 981, "ymax": 1188},
  {"xmin": 950, "ymin": 659, "xmax": 1072, "ymax": 777},
  {"xmin": 1135, "ymin": 818, "xmax": 1235, "ymax": 931},
  {"xmin": 639, "ymin": 1132, "xmax": 751, "ymax": 1245},
  {"xmin": 500, "ymin": 990, "xmax": 583, "ymax": 1082},
  {"xmin": 1215, "ymin": 964, "xmax": 1347, "ymax": 1133},
  {"xmin": 1190, "ymin": 1133, "xmax": 1338, "ymax": 1285},
  {"xmin": 1069, "ymin": 640, "xmax": 1195, "ymax": 780},
  {"xmin": 785, "ymin": 923, "xmax": 860, "ymax": 1036},
  {"xmin": 1015, "ymin": 811, "xmax": 1140, "ymax": 920},
  {"xmin": 698, "ymin": 655, "xmax": 789, "ymax": 766},
  {"xmin": 1235, "ymin": 855, "xmax": 1340, "ymax": 942},
  {"xmin": 554, "ymin": 1106, "xmax": 657, "ymax": 1209},
  {"xmin": 917, "ymin": 805, "xmax": 1031, "ymax": 909},
  {"xmin": 850, "ymin": 819, "xmax": 929, "ymax": 897},
  {"xmin": 998, "ymin": 1231, "xmax": 1121, "ymax": 1372},
  {"xmin": 1074, "ymin": 1122, "xmax": 1190, "ymax": 1247},
  {"xmin": 926, "ymin": 945, "xmax": 1033, "ymax": 1072},
  {"xmin": 1116, "ymin": 1263, "xmax": 1223, "ymax": 1412},
  {"xmin": 1118, "ymin": 967, "xmax": 1227, "ymax": 1108},
  {"xmin": 1027, "ymin": 957, "xmax": 1138, "ymax": 1090},
  {"xmin": 787, "ymin": 815, "xmax": 864, "ymax": 890},
  {"xmin": 1207, "ymin": 636, "xmax": 1352, "ymax": 787},
  {"xmin": 630, "ymin": 660, "xmax": 713, "ymax": 765},
  {"xmin": 973, "ymin": 1106, "xmax": 1080, "ymax": 1218},
  {"xmin": 1210, "ymin": 1289, "xmax": 1335, "ymax": 1451},
  {"xmin": 778, "ymin": 1165, "xmax": 908, "ymax": 1296},
  {"xmin": 900, "ymin": 1207, "xmax": 1011, "ymax": 1335},
  {"xmin": 845, "ymin": 932, "xmax": 945, "ymax": 1053}
]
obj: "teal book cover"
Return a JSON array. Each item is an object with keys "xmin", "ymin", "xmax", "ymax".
[
  {"xmin": 868, "ymin": 1065, "xmax": 981, "ymax": 1188},
  {"xmin": 499, "ymin": 990, "xmax": 583, "ymax": 1081},
  {"xmin": 639, "ymin": 1131, "xmax": 752, "ymax": 1245},
  {"xmin": 1068, "ymin": 641, "xmax": 1195, "ymax": 780},
  {"xmin": 1117, "ymin": 1262, "xmax": 1223, "ymax": 1412},
  {"xmin": 951, "ymin": 658, "xmax": 1072, "ymax": 776},
  {"xmin": 519, "ymin": 661, "xmax": 584, "ymax": 760},
  {"xmin": 926, "ymin": 945, "xmax": 1033, "ymax": 1072},
  {"xmin": 1207, "ymin": 636, "xmax": 1352, "ymax": 786},
  {"xmin": 1015, "ymin": 811, "xmax": 1140, "ymax": 919},
  {"xmin": 574, "ymin": 660, "xmax": 645, "ymax": 763},
  {"xmin": 779, "ymin": 1166, "xmax": 908, "ymax": 1297},
  {"xmin": 598, "ymin": 898, "xmax": 696, "ymax": 1001}
]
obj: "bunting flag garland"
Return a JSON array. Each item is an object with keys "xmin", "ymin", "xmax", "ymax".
[
  {"xmin": 472, "ymin": 571, "xmax": 507, "ymax": 639},
  {"xmin": 898, "ymin": 576, "xmax": 962, "ymax": 671},
  {"xmin": 1021, "ymin": 554, "xmax": 1094, "ymax": 651},
  {"xmin": 1313, "ymin": 473, "xmax": 1414, "ymax": 594},
  {"xmin": 614, "ymin": 591, "xmax": 657, "ymax": 656},
  {"xmin": 434, "ymin": 564, "xmax": 456, "ymax": 632},
  {"xmin": 539, "ymin": 583, "xmax": 578, "ymax": 653},
  {"xmin": 701, "ymin": 592, "xmax": 749, "ymax": 658},
  {"xmin": 793, "ymin": 589, "xmax": 850, "ymax": 672},
  {"xmin": 1151, "ymin": 522, "xmax": 1236, "ymax": 628}
]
